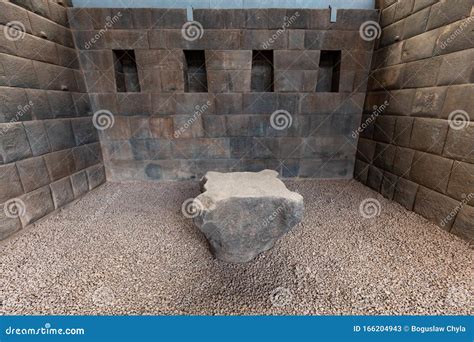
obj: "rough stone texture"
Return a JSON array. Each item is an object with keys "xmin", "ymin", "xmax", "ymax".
[
  {"xmin": 356, "ymin": 0, "xmax": 473, "ymax": 242},
  {"xmin": 64, "ymin": 8, "xmax": 377, "ymax": 187},
  {"xmin": 0, "ymin": 180, "xmax": 472, "ymax": 315},
  {"xmin": 0, "ymin": 2, "xmax": 104, "ymax": 241},
  {"xmin": 193, "ymin": 170, "xmax": 304, "ymax": 262}
]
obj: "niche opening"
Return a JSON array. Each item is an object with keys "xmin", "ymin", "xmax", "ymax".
[
  {"xmin": 251, "ymin": 50, "xmax": 274, "ymax": 92},
  {"xmin": 316, "ymin": 50, "xmax": 341, "ymax": 92},
  {"xmin": 113, "ymin": 50, "xmax": 140, "ymax": 92},
  {"xmin": 184, "ymin": 50, "xmax": 208, "ymax": 92}
]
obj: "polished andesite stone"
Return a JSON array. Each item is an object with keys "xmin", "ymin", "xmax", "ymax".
[{"xmin": 193, "ymin": 170, "xmax": 304, "ymax": 262}]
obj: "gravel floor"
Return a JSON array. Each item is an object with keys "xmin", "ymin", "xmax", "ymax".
[{"xmin": 0, "ymin": 179, "xmax": 472, "ymax": 315}]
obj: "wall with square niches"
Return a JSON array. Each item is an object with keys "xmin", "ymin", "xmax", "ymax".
[
  {"xmin": 68, "ymin": 7, "xmax": 378, "ymax": 182},
  {"xmin": 0, "ymin": 1, "xmax": 105, "ymax": 240},
  {"xmin": 355, "ymin": 0, "xmax": 473, "ymax": 241}
]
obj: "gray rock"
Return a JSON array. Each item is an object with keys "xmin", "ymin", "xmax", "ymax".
[{"xmin": 193, "ymin": 170, "xmax": 304, "ymax": 263}]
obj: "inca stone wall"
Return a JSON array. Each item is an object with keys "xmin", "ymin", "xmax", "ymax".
[
  {"xmin": 0, "ymin": 0, "xmax": 105, "ymax": 240},
  {"xmin": 355, "ymin": 0, "xmax": 473, "ymax": 241},
  {"xmin": 67, "ymin": 7, "xmax": 378, "ymax": 181}
]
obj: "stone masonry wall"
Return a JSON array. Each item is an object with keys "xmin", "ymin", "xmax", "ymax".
[
  {"xmin": 67, "ymin": 8, "xmax": 378, "ymax": 181},
  {"xmin": 355, "ymin": 0, "xmax": 473, "ymax": 241},
  {"xmin": 0, "ymin": 0, "xmax": 105, "ymax": 240}
]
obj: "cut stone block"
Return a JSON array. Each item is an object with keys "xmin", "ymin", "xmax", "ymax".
[
  {"xmin": 0, "ymin": 164, "xmax": 23, "ymax": 204},
  {"xmin": 19, "ymin": 185, "xmax": 55, "ymax": 227},
  {"xmin": 193, "ymin": 170, "xmax": 304, "ymax": 263},
  {"xmin": 50, "ymin": 177, "xmax": 74, "ymax": 209},
  {"xmin": 413, "ymin": 186, "xmax": 460, "ymax": 230},
  {"xmin": 451, "ymin": 205, "xmax": 474, "ymax": 241}
]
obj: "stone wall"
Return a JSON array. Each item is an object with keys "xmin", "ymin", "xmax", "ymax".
[
  {"xmin": 0, "ymin": 0, "xmax": 105, "ymax": 240},
  {"xmin": 67, "ymin": 8, "xmax": 378, "ymax": 181},
  {"xmin": 355, "ymin": 0, "xmax": 473, "ymax": 241}
]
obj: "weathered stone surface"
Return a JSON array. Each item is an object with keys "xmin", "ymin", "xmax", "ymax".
[
  {"xmin": 447, "ymin": 161, "xmax": 474, "ymax": 206},
  {"xmin": 19, "ymin": 185, "xmax": 55, "ymax": 227},
  {"xmin": 70, "ymin": 171, "xmax": 89, "ymax": 198},
  {"xmin": 44, "ymin": 119, "xmax": 76, "ymax": 151},
  {"xmin": 410, "ymin": 151, "xmax": 453, "ymax": 194},
  {"xmin": 374, "ymin": 142, "xmax": 396, "ymax": 172},
  {"xmin": 393, "ymin": 117, "xmax": 413, "ymax": 147},
  {"xmin": 86, "ymin": 164, "xmax": 106, "ymax": 190},
  {"xmin": 411, "ymin": 87, "xmax": 447, "ymax": 118},
  {"xmin": 50, "ymin": 177, "xmax": 74, "ymax": 209},
  {"xmin": 193, "ymin": 170, "xmax": 304, "ymax": 263},
  {"xmin": 394, "ymin": 177, "xmax": 419, "ymax": 211},
  {"xmin": 0, "ymin": 209, "xmax": 21, "ymax": 240},
  {"xmin": 16, "ymin": 156, "xmax": 50, "ymax": 193},
  {"xmin": 441, "ymin": 85, "xmax": 473, "ymax": 120},
  {"xmin": 367, "ymin": 165, "xmax": 384, "ymax": 192},
  {"xmin": 413, "ymin": 186, "xmax": 460, "ymax": 230},
  {"xmin": 443, "ymin": 124, "xmax": 474, "ymax": 164},
  {"xmin": 437, "ymin": 49, "xmax": 474, "ymax": 86},
  {"xmin": 451, "ymin": 205, "xmax": 474, "ymax": 241},
  {"xmin": 0, "ymin": 164, "xmax": 23, "ymax": 204},
  {"xmin": 393, "ymin": 146, "xmax": 415, "ymax": 178},
  {"xmin": 409, "ymin": 118, "xmax": 449, "ymax": 155},
  {"xmin": 0, "ymin": 123, "xmax": 32, "ymax": 163},
  {"xmin": 426, "ymin": 0, "xmax": 472, "ymax": 31},
  {"xmin": 23, "ymin": 121, "xmax": 51, "ymax": 157},
  {"xmin": 402, "ymin": 7, "xmax": 430, "ymax": 39},
  {"xmin": 381, "ymin": 171, "xmax": 398, "ymax": 200},
  {"xmin": 43, "ymin": 149, "xmax": 76, "ymax": 181}
]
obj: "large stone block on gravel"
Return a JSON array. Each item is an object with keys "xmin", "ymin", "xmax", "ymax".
[{"xmin": 193, "ymin": 170, "xmax": 304, "ymax": 263}]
